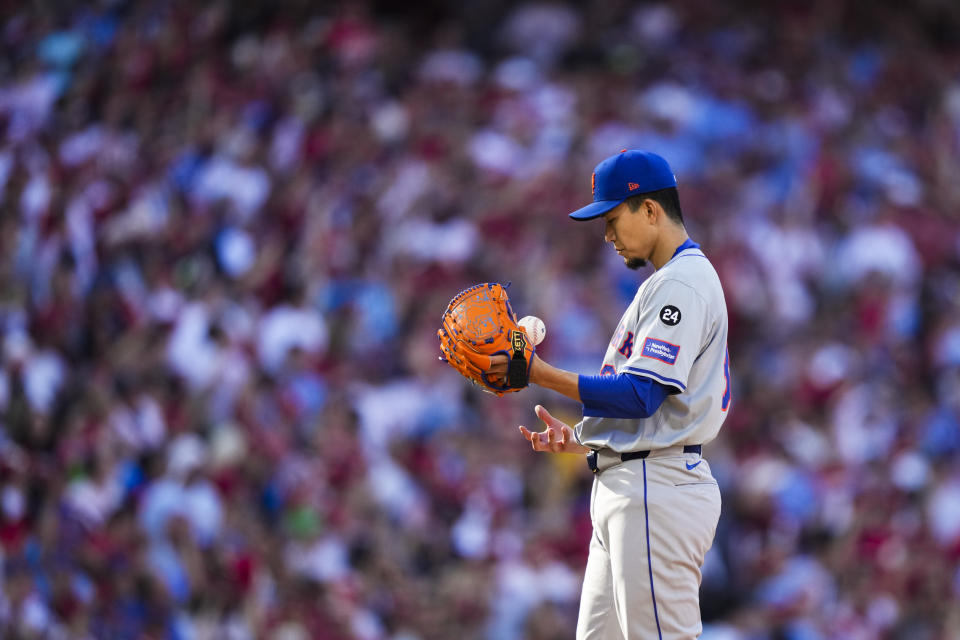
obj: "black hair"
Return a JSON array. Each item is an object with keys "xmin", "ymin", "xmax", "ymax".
[{"xmin": 624, "ymin": 187, "xmax": 684, "ymax": 225}]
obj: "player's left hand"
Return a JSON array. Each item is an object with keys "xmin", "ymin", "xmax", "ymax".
[
  {"xmin": 438, "ymin": 283, "xmax": 535, "ymax": 396},
  {"xmin": 486, "ymin": 352, "xmax": 545, "ymax": 388},
  {"xmin": 485, "ymin": 353, "xmax": 509, "ymax": 386},
  {"xmin": 518, "ymin": 405, "xmax": 590, "ymax": 455}
]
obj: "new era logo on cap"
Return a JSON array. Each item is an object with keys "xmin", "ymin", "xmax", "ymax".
[{"xmin": 568, "ymin": 150, "xmax": 678, "ymax": 221}]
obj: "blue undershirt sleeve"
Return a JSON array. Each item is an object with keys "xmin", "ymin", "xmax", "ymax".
[{"xmin": 578, "ymin": 372, "xmax": 675, "ymax": 419}]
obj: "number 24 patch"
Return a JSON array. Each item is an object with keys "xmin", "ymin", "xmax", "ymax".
[{"xmin": 660, "ymin": 305, "xmax": 681, "ymax": 326}]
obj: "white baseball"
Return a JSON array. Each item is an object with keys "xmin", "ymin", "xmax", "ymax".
[{"xmin": 519, "ymin": 315, "xmax": 546, "ymax": 346}]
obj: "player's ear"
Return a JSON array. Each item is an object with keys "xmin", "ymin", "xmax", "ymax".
[{"xmin": 643, "ymin": 198, "xmax": 659, "ymax": 224}]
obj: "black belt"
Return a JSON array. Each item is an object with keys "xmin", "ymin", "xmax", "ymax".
[{"xmin": 587, "ymin": 444, "xmax": 702, "ymax": 474}]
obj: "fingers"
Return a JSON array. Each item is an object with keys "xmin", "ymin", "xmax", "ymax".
[
  {"xmin": 535, "ymin": 404, "xmax": 549, "ymax": 423},
  {"xmin": 521, "ymin": 407, "xmax": 586, "ymax": 455},
  {"xmin": 519, "ymin": 425, "xmax": 550, "ymax": 450},
  {"xmin": 519, "ymin": 425, "xmax": 544, "ymax": 443},
  {"xmin": 485, "ymin": 354, "xmax": 511, "ymax": 386},
  {"xmin": 535, "ymin": 404, "xmax": 561, "ymax": 428},
  {"xmin": 486, "ymin": 354, "xmax": 510, "ymax": 369},
  {"xmin": 518, "ymin": 425, "xmax": 542, "ymax": 452},
  {"xmin": 519, "ymin": 426, "xmax": 565, "ymax": 453},
  {"xmin": 487, "ymin": 368, "xmax": 508, "ymax": 385}
]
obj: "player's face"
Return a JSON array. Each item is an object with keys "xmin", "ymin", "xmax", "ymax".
[{"xmin": 603, "ymin": 201, "xmax": 655, "ymax": 270}]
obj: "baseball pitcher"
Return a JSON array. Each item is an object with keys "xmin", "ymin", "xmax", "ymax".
[{"xmin": 440, "ymin": 149, "xmax": 730, "ymax": 639}]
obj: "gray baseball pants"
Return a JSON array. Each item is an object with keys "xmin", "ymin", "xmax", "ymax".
[{"xmin": 576, "ymin": 448, "xmax": 721, "ymax": 639}]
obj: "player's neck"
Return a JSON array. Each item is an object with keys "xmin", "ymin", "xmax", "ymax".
[{"xmin": 651, "ymin": 227, "xmax": 690, "ymax": 270}]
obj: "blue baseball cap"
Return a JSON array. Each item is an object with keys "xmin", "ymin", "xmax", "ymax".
[{"xmin": 568, "ymin": 150, "xmax": 678, "ymax": 221}]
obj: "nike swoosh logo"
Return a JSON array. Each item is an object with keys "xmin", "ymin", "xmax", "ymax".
[{"xmin": 685, "ymin": 460, "xmax": 702, "ymax": 470}]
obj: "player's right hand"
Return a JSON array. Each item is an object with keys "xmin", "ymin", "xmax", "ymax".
[{"xmin": 518, "ymin": 405, "xmax": 590, "ymax": 455}]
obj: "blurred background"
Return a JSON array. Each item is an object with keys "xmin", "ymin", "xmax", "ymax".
[{"xmin": 1, "ymin": 0, "xmax": 959, "ymax": 638}]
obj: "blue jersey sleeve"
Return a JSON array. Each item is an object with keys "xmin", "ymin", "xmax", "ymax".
[{"xmin": 578, "ymin": 372, "xmax": 675, "ymax": 419}]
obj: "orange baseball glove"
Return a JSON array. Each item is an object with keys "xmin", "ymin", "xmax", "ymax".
[{"xmin": 438, "ymin": 283, "xmax": 535, "ymax": 396}]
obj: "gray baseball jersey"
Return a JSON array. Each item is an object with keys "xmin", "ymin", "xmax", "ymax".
[{"xmin": 575, "ymin": 241, "xmax": 731, "ymax": 452}]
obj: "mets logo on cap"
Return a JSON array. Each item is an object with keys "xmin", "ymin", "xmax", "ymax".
[{"xmin": 591, "ymin": 172, "xmax": 596, "ymax": 197}]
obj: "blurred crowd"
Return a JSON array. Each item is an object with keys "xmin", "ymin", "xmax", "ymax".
[{"xmin": 1, "ymin": 0, "xmax": 960, "ymax": 638}]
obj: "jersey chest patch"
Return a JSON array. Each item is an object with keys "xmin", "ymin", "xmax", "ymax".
[{"xmin": 641, "ymin": 337, "xmax": 680, "ymax": 365}]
